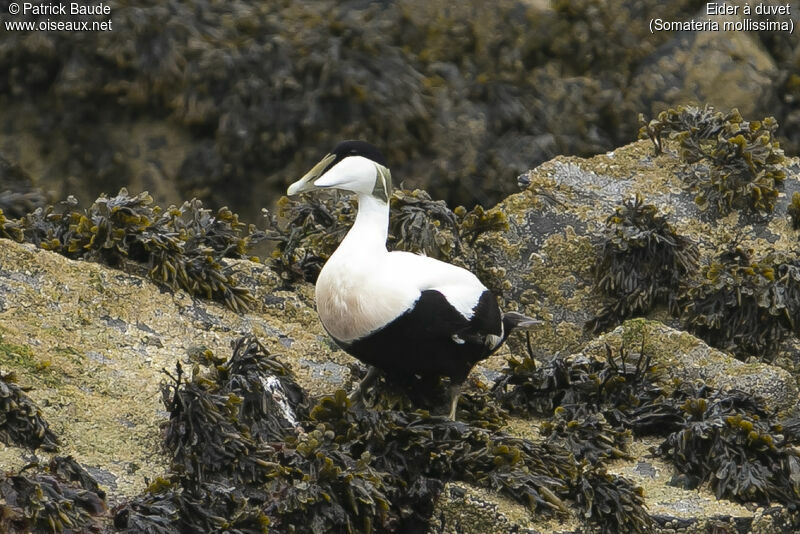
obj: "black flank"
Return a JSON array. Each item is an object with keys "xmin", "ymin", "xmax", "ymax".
[{"xmin": 338, "ymin": 289, "xmax": 502, "ymax": 383}]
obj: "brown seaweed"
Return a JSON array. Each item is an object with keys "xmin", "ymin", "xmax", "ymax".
[
  {"xmin": 588, "ymin": 194, "xmax": 699, "ymax": 332},
  {"xmin": 0, "ymin": 460, "xmax": 106, "ymax": 534},
  {"xmin": 641, "ymin": 105, "xmax": 786, "ymax": 216},
  {"xmin": 2, "ymin": 189, "xmax": 262, "ymax": 312},
  {"xmin": 0, "ymin": 370, "xmax": 59, "ymax": 451}
]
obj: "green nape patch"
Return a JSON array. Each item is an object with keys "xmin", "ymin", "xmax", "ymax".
[
  {"xmin": 262, "ymin": 188, "xmax": 506, "ymax": 285},
  {"xmin": 0, "ymin": 189, "xmax": 264, "ymax": 312},
  {"xmin": 640, "ymin": 105, "xmax": 786, "ymax": 216}
]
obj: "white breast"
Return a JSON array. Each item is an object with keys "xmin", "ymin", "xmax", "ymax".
[{"xmin": 315, "ymin": 250, "xmax": 486, "ymax": 343}]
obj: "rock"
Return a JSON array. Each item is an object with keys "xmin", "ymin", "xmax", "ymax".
[
  {"xmin": 428, "ymin": 435, "xmax": 800, "ymax": 534},
  {"xmin": 630, "ymin": 24, "xmax": 780, "ymax": 127},
  {"xmin": 581, "ymin": 320, "xmax": 799, "ymax": 415},
  {"xmin": 479, "ymin": 138, "xmax": 800, "ymax": 363},
  {"xmin": 427, "ymin": 482, "xmax": 572, "ymax": 534},
  {"xmin": 429, "ymin": 450, "xmax": 799, "ymax": 533},
  {"xmin": 0, "ymin": 237, "xmax": 350, "ymax": 499},
  {"xmin": 609, "ymin": 438, "xmax": 798, "ymax": 534}
]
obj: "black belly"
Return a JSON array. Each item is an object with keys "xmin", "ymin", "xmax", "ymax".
[{"xmin": 333, "ymin": 289, "xmax": 502, "ymax": 383}]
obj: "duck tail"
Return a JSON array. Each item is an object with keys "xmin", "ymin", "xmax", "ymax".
[{"xmin": 502, "ymin": 312, "xmax": 541, "ymax": 341}]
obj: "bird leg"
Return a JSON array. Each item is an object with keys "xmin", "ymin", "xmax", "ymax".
[
  {"xmin": 348, "ymin": 365, "xmax": 382, "ymax": 406},
  {"xmin": 447, "ymin": 382, "xmax": 462, "ymax": 421}
]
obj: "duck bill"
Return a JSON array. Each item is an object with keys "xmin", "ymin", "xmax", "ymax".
[{"xmin": 287, "ymin": 153, "xmax": 336, "ymax": 195}]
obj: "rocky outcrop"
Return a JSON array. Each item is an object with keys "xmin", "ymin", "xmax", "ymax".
[
  {"xmin": 4, "ymin": 233, "xmax": 798, "ymax": 531},
  {"xmin": 0, "ymin": 237, "xmax": 333, "ymax": 498},
  {"xmin": 477, "ymin": 137, "xmax": 800, "ymax": 362},
  {"xmin": 3, "ymin": 136, "xmax": 800, "ymax": 531}
]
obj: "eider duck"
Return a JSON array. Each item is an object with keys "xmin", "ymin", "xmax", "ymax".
[{"xmin": 287, "ymin": 140, "xmax": 538, "ymax": 419}]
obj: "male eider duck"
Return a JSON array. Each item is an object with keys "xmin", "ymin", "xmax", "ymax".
[{"xmin": 287, "ymin": 140, "xmax": 538, "ymax": 420}]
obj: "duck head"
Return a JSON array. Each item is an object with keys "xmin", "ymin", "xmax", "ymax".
[{"xmin": 287, "ymin": 140, "xmax": 392, "ymax": 202}]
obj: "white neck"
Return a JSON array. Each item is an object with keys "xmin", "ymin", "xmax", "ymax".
[{"xmin": 336, "ymin": 193, "xmax": 389, "ymax": 255}]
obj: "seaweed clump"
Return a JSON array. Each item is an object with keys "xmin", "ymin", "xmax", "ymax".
[
  {"xmin": 681, "ymin": 245, "xmax": 800, "ymax": 359},
  {"xmin": 160, "ymin": 361, "xmax": 280, "ymax": 489},
  {"xmin": 115, "ymin": 476, "xmax": 267, "ymax": 534},
  {"xmin": 117, "ymin": 336, "xmax": 300, "ymax": 533},
  {"xmin": 161, "ymin": 337, "xmax": 307, "ymax": 489},
  {"xmin": 495, "ymin": 331, "xmax": 800, "ymax": 518},
  {"xmin": 0, "ymin": 209, "xmax": 23, "ymax": 241},
  {"xmin": 124, "ymin": 336, "xmax": 392, "ymax": 533},
  {"xmin": 541, "ymin": 407, "xmax": 632, "ymax": 465},
  {"xmin": 494, "ymin": 339, "xmax": 666, "ymax": 432},
  {"xmin": 115, "ymin": 334, "xmax": 656, "ymax": 533},
  {"xmin": 656, "ymin": 386, "xmax": 800, "ymax": 507},
  {"xmin": 262, "ymin": 192, "xmax": 354, "ymax": 283},
  {"xmin": 493, "ymin": 341, "xmax": 656, "ymax": 533},
  {"xmin": 1, "ymin": 189, "xmax": 263, "ymax": 311},
  {"xmin": 218, "ymin": 336, "xmax": 308, "ymax": 442},
  {"xmin": 0, "ymin": 457, "xmax": 107, "ymax": 534},
  {"xmin": 0, "ymin": 370, "xmax": 58, "ymax": 451},
  {"xmin": 388, "ymin": 189, "xmax": 462, "ymax": 260},
  {"xmin": 640, "ymin": 105, "xmax": 786, "ymax": 216},
  {"xmin": 589, "ymin": 194, "xmax": 800, "ymax": 360},
  {"xmin": 454, "ymin": 203, "xmax": 510, "ymax": 245},
  {"xmin": 298, "ymin": 391, "xmax": 577, "ymax": 528},
  {"xmin": 572, "ymin": 468, "xmax": 651, "ymax": 534},
  {"xmin": 589, "ymin": 194, "xmax": 698, "ymax": 332}
]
